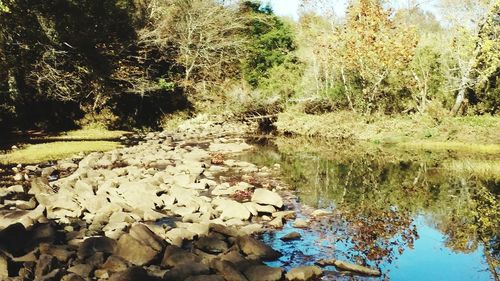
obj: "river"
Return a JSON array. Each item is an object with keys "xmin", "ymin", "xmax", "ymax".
[{"xmin": 240, "ymin": 137, "xmax": 499, "ymax": 281}]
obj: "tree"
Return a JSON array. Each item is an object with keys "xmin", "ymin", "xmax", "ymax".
[
  {"xmin": 240, "ymin": 1, "xmax": 298, "ymax": 88},
  {"xmin": 341, "ymin": 0, "xmax": 418, "ymax": 113},
  {"xmin": 141, "ymin": 0, "xmax": 246, "ymax": 92}
]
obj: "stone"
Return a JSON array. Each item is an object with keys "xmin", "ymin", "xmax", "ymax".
[
  {"xmin": 240, "ymin": 224, "xmax": 263, "ymax": 235},
  {"xmin": 213, "ymin": 198, "xmax": 251, "ymax": 220},
  {"xmin": 194, "ymin": 236, "xmax": 228, "ymax": 254},
  {"xmin": 101, "ymin": 255, "xmax": 129, "ymax": 273},
  {"xmin": 280, "ymin": 232, "xmax": 302, "ymax": 241},
  {"xmin": 210, "ymin": 224, "xmax": 242, "ymax": 237},
  {"xmin": 41, "ymin": 166, "xmax": 57, "ymax": 178},
  {"xmin": 244, "ymin": 265, "xmax": 283, "ymax": 281},
  {"xmin": 311, "ymin": 209, "xmax": 331, "ymax": 216},
  {"xmin": 108, "ymin": 266, "xmax": 159, "ymax": 281},
  {"xmin": 61, "ymin": 273, "xmax": 86, "ymax": 281},
  {"xmin": 293, "ymin": 219, "xmax": 309, "ymax": 228},
  {"xmin": 35, "ymin": 254, "xmax": 57, "ymax": 279},
  {"xmin": 285, "ymin": 266, "xmax": 322, "ymax": 281},
  {"xmin": 161, "ymin": 245, "xmax": 202, "ymax": 267},
  {"xmin": 316, "ymin": 259, "xmax": 381, "ymax": 276},
  {"xmin": 68, "ymin": 264, "xmax": 94, "ymax": 278},
  {"xmin": 0, "ymin": 254, "xmax": 8, "ymax": 280},
  {"xmin": 237, "ymin": 235, "xmax": 281, "ymax": 260},
  {"xmin": 129, "ymin": 223, "xmax": 166, "ymax": 252},
  {"xmin": 163, "ymin": 263, "xmax": 210, "ymax": 281},
  {"xmin": 115, "ymin": 234, "xmax": 159, "ymax": 266},
  {"xmin": 185, "ymin": 275, "xmax": 225, "ymax": 281},
  {"xmin": 165, "ymin": 228, "xmax": 196, "ymax": 246},
  {"xmin": 211, "ymin": 259, "xmax": 248, "ymax": 281},
  {"xmin": 268, "ymin": 217, "xmax": 283, "ymax": 228},
  {"xmin": 77, "ymin": 236, "xmax": 117, "ymax": 259},
  {"xmin": 251, "ymin": 189, "xmax": 283, "ymax": 208},
  {"xmin": 39, "ymin": 244, "xmax": 74, "ymax": 262}
]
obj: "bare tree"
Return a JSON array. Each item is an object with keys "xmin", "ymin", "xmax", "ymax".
[{"xmin": 140, "ymin": 0, "xmax": 247, "ymax": 92}]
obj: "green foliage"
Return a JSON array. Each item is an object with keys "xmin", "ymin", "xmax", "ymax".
[
  {"xmin": 470, "ymin": 2, "xmax": 500, "ymax": 114},
  {"xmin": 241, "ymin": 2, "xmax": 298, "ymax": 88}
]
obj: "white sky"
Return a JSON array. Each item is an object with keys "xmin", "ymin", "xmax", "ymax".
[{"xmin": 267, "ymin": 0, "xmax": 442, "ymax": 20}]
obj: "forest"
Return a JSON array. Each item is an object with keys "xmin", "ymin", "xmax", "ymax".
[{"xmin": 0, "ymin": 0, "xmax": 498, "ymax": 132}]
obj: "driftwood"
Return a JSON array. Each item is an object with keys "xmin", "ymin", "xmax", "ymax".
[{"xmin": 316, "ymin": 259, "xmax": 381, "ymax": 277}]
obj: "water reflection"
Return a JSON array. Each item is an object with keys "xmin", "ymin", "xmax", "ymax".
[{"xmin": 241, "ymin": 137, "xmax": 499, "ymax": 280}]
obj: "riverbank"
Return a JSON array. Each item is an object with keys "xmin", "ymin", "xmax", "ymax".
[
  {"xmin": 0, "ymin": 117, "xmax": 356, "ymax": 281},
  {"xmin": 275, "ymin": 111, "xmax": 500, "ymax": 154},
  {"xmin": 0, "ymin": 128, "xmax": 130, "ymax": 165}
]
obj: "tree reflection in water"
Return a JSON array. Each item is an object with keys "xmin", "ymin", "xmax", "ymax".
[{"xmin": 240, "ymin": 137, "xmax": 499, "ymax": 279}]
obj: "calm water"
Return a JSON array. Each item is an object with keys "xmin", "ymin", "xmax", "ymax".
[{"xmin": 241, "ymin": 137, "xmax": 500, "ymax": 281}]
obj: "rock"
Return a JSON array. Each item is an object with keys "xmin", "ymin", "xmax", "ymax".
[
  {"xmin": 240, "ymin": 224, "xmax": 263, "ymax": 235},
  {"xmin": 237, "ymin": 235, "xmax": 281, "ymax": 260},
  {"xmin": 101, "ymin": 255, "xmax": 129, "ymax": 273},
  {"xmin": 109, "ymin": 266, "xmax": 159, "ymax": 281},
  {"xmin": 0, "ymin": 254, "xmax": 8, "ymax": 280},
  {"xmin": 161, "ymin": 245, "xmax": 202, "ymax": 267},
  {"xmin": 311, "ymin": 209, "xmax": 331, "ymax": 216},
  {"xmin": 316, "ymin": 259, "xmax": 381, "ymax": 276},
  {"xmin": 208, "ymin": 142, "xmax": 252, "ymax": 153},
  {"xmin": 293, "ymin": 219, "xmax": 309, "ymax": 228},
  {"xmin": 61, "ymin": 273, "xmax": 86, "ymax": 281},
  {"xmin": 268, "ymin": 217, "xmax": 283, "ymax": 228},
  {"xmin": 13, "ymin": 173, "xmax": 23, "ymax": 181},
  {"xmin": 39, "ymin": 244, "xmax": 74, "ymax": 262},
  {"xmin": 7, "ymin": 185, "xmax": 24, "ymax": 193},
  {"xmin": 68, "ymin": 264, "xmax": 94, "ymax": 278},
  {"xmin": 211, "ymin": 259, "xmax": 248, "ymax": 281},
  {"xmin": 280, "ymin": 232, "xmax": 301, "ymax": 241},
  {"xmin": 185, "ymin": 275, "xmax": 225, "ymax": 281},
  {"xmin": 165, "ymin": 228, "xmax": 196, "ymax": 246},
  {"xmin": 35, "ymin": 254, "xmax": 57, "ymax": 279},
  {"xmin": 210, "ymin": 224, "xmax": 242, "ymax": 237},
  {"xmin": 129, "ymin": 223, "xmax": 166, "ymax": 252},
  {"xmin": 95, "ymin": 269, "xmax": 110, "ymax": 279},
  {"xmin": 163, "ymin": 263, "xmax": 210, "ymax": 281},
  {"xmin": 78, "ymin": 236, "xmax": 117, "ymax": 259},
  {"xmin": 251, "ymin": 189, "xmax": 283, "ymax": 208},
  {"xmin": 115, "ymin": 234, "xmax": 159, "ymax": 266},
  {"xmin": 213, "ymin": 198, "xmax": 251, "ymax": 221},
  {"xmin": 244, "ymin": 265, "xmax": 283, "ymax": 281},
  {"xmin": 194, "ymin": 236, "xmax": 228, "ymax": 254},
  {"xmin": 285, "ymin": 266, "xmax": 322, "ymax": 281},
  {"xmin": 41, "ymin": 167, "xmax": 57, "ymax": 178}
]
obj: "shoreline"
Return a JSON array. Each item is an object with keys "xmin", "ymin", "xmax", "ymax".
[{"xmin": 0, "ymin": 117, "xmax": 364, "ymax": 281}]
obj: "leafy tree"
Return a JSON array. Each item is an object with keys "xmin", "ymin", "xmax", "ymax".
[
  {"xmin": 240, "ymin": 1, "xmax": 298, "ymax": 88},
  {"xmin": 341, "ymin": 0, "xmax": 418, "ymax": 113}
]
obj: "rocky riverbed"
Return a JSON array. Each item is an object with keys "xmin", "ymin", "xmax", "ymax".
[{"xmin": 0, "ymin": 116, "xmax": 379, "ymax": 281}]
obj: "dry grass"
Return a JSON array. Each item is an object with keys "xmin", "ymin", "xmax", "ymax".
[
  {"xmin": 0, "ymin": 141, "xmax": 120, "ymax": 164},
  {"xmin": 276, "ymin": 110, "xmax": 500, "ymax": 154},
  {"xmin": 44, "ymin": 127, "xmax": 129, "ymax": 140}
]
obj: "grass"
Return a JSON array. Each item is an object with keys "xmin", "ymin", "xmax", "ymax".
[
  {"xmin": 42, "ymin": 127, "xmax": 129, "ymax": 140},
  {"xmin": 0, "ymin": 141, "xmax": 120, "ymax": 165},
  {"xmin": 398, "ymin": 141, "xmax": 500, "ymax": 154},
  {"xmin": 444, "ymin": 159, "xmax": 500, "ymax": 180},
  {"xmin": 276, "ymin": 110, "xmax": 500, "ymax": 154}
]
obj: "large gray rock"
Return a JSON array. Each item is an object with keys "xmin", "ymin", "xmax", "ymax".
[
  {"xmin": 161, "ymin": 245, "xmax": 201, "ymax": 267},
  {"xmin": 108, "ymin": 266, "xmax": 159, "ymax": 281},
  {"xmin": 115, "ymin": 234, "xmax": 159, "ymax": 266},
  {"xmin": 129, "ymin": 223, "xmax": 166, "ymax": 252},
  {"xmin": 237, "ymin": 236, "xmax": 281, "ymax": 260},
  {"xmin": 244, "ymin": 265, "xmax": 283, "ymax": 281},
  {"xmin": 251, "ymin": 189, "xmax": 283, "ymax": 208},
  {"xmin": 78, "ymin": 236, "xmax": 117, "ymax": 259},
  {"xmin": 213, "ymin": 198, "xmax": 251, "ymax": 220},
  {"xmin": 194, "ymin": 236, "xmax": 228, "ymax": 254},
  {"xmin": 185, "ymin": 275, "xmax": 225, "ymax": 281},
  {"xmin": 211, "ymin": 259, "xmax": 248, "ymax": 281},
  {"xmin": 285, "ymin": 266, "xmax": 322, "ymax": 281},
  {"xmin": 162, "ymin": 263, "xmax": 210, "ymax": 281}
]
